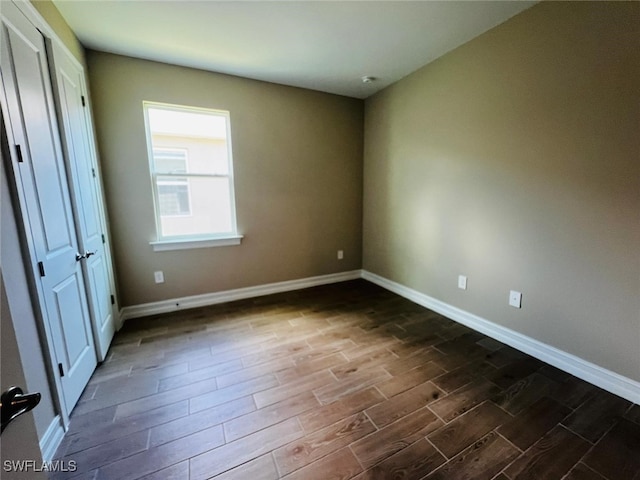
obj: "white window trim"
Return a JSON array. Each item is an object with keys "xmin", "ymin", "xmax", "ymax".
[
  {"xmin": 143, "ymin": 101, "xmax": 241, "ymax": 247},
  {"xmin": 150, "ymin": 234, "xmax": 243, "ymax": 252}
]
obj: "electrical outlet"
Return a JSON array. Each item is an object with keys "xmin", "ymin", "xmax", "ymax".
[
  {"xmin": 337, "ymin": 250, "xmax": 344, "ymax": 260},
  {"xmin": 509, "ymin": 290, "xmax": 522, "ymax": 308},
  {"xmin": 154, "ymin": 271, "xmax": 164, "ymax": 284},
  {"xmin": 458, "ymin": 275, "xmax": 467, "ymax": 290}
]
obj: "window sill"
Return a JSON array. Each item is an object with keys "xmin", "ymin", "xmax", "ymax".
[{"xmin": 150, "ymin": 235, "xmax": 243, "ymax": 252}]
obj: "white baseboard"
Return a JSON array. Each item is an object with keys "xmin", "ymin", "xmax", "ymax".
[
  {"xmin": 40, "ymin": 415, "xmax": 64, "ymax": 462},
  {"xmin": 121, "ymin": 270, "xmax": 363, "ymax": 321},
  {"xmin": 362, "ymin": 270, "xmax": 640, "ymax": 405},
  {"xmin": 118, "ymin": 267, "xmax": 639, "ymax": 404}
]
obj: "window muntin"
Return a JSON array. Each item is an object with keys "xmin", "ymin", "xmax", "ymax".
[{"xmin": 144, "ymin": 102, "xmax": 238, "ymax": 241}]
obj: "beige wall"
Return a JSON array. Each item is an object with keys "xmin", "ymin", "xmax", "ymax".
[
  {"xmin": 87, "ymin": 51, "xmax": 364, "ymax": 306},
  {"xmin": 363, "ymin": 2, "xmax": 640, "ymax": 381}
]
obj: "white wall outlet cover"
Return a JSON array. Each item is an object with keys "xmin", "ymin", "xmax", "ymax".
[
  {"xmin": 337, "ymin": 250, "xmax": 344, "ymax": 260},
  {"xmin": 509, "ymin": 290, "xmax": 522, "ymax": 308},
  {"xmin": 458, "ymin": 275, "xmax": 467, "ymax": 290},
  {"xmin": 154, "ymin": 271, "xmax": 165, "ymax": 284}
]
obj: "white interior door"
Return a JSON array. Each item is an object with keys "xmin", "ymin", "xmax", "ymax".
[
  {"xmin": 49, "ymin": 42, "xmax": 115, "ymax": 362},
  {"xmin": 1, "ymin": 1, "xmax": 97, "ymax": 413}
]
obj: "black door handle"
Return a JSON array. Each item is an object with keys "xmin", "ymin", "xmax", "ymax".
[
  {"xmin": 1, "ymin": 386, "xmax": 41, "ymax": 434},
  {"xmin": 75, "ymin": 250, "xmax": 97, "ymax": 261}
]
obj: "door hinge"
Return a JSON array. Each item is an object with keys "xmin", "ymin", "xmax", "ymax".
[
  {"xmin": 58, "ymin": 363, "xmax": 64, "ymax": 377},
  {"xmin": 37, "ymin": 261, "xmax": 45, "ymax": 277},
  {"xmin": 101, "ymin": 234, "xmax": 106, "ymax": 244},
  {"xmin": 81, "ymin": 95, "xmax": 86, "ymax": 107},
  {"xmin": 111, "ymin": 295, "xmax": 115, "ymax": 305},
  {"xmin": 15, "ymin": 144, "xmax": 24, "ymax": 163},
  {"xmin": 91, "ymin": 167, "xmax": 96, "ymax": 178}
]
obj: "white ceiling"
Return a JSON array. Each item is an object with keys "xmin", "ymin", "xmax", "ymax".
[{"xmin": 52, "ymin": 1, "xmax": 536, "ymax": 99}]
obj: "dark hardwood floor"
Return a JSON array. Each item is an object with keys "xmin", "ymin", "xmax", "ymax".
[{"xmin": 52, "ymin": 280, "xmax": 640, "ymax": 480}]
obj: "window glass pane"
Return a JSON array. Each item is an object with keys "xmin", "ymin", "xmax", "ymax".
[
  {"xmin": 158, "ymin": 177, "xmax": 232, "ymax": 238},
  {"xmin": 148, "ymin": 108, "xmax": 227, "ymax": 138},
  {"xmin": 157, "ymin": 179, "xmax": 190, "ymax": 216},
  {"xmin": 148, "ymin": 108, "xmax": 230, "ymax": 175},
  {"xmin": 154, "ymin": 148, "xmax": 188, "ymax": 174}
]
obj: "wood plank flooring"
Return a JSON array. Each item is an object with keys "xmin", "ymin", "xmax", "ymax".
[{"xmin": 52, "ymin": 280, "xmax": 640, "ymax": 479}]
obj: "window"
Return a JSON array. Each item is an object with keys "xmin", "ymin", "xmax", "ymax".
[{"xmin": 144, "ymin": 102, "xmax": 241, "ymax": 250}]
